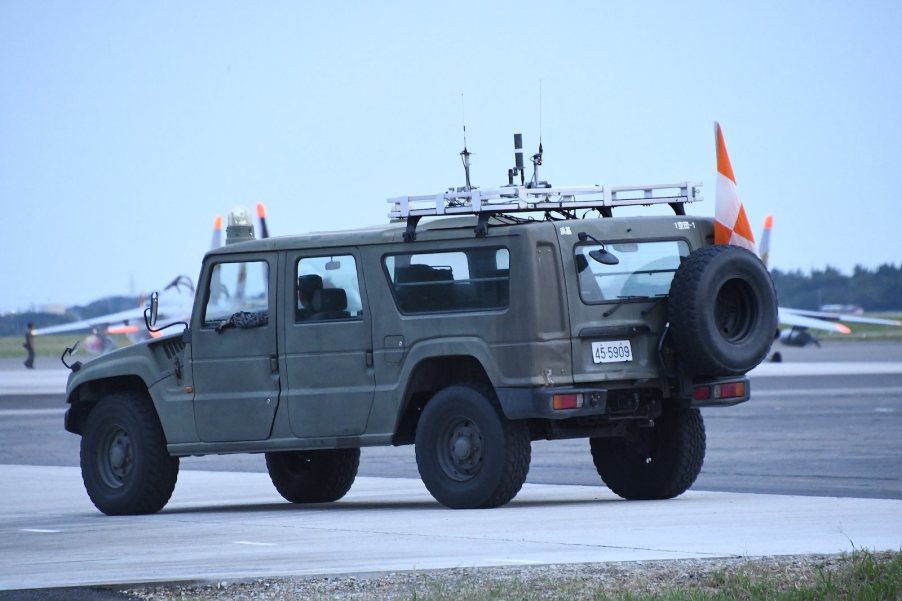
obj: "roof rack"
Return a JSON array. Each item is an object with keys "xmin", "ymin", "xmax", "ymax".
[{"xmin": 387, "ymin": 182, "xmax": 703, "ymax": 241}]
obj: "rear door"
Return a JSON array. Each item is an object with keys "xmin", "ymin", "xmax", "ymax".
[
  {"xmin": 282, "ymin": 249, "xmax": 375, "ymax": 438},
  {"xmin": 557, "ymin": 221, "xmax": 690, "ymax": 384}
]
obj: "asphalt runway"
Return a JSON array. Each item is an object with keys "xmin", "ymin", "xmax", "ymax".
[
  {"xmin": 0, "ymin": 340, "xmax": 900, "ymax": 590},
  {"xmin": 2, "ymin": 340, "xmax": 901, "ymax": 499}
]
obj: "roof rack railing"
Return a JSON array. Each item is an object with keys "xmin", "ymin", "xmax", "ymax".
[{"xmin": 387, "ymin": 182, "xmax": 703, "ymax": 240}]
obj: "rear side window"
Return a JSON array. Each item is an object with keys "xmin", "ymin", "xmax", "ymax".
[
  {"xmin": 295, "ymin": 255, "xmax": 363, "ymax": 322},
  {"xmin": 384, "ymin": 248, "xmax": 509, "ymax": 314}
]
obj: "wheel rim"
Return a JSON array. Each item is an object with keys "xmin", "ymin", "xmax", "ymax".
[
  {"xmin": 436, "ymin": 417, "xmax": 484, "ymax": 482},
  {"xmin": 714, "ymin": 277, "xmax": 756, "ymax": 343},
  {"xmin": 97, "ymin": 424, "xmax": 133, "ymax": 489}
]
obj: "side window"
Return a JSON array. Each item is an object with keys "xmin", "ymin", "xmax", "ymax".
[
  {"xmin": 203, "ymin": 260, "xmax": 269, "ymax": 327},
  {"xmin": 384, "ymin": 247, "xmax": 510, "ymax": 314},
  {"xmin": 295, "ymin": 255, "xmax": 363, "ymax": 322}
]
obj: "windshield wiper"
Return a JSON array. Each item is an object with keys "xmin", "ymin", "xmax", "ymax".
[
  {"xmin": 603, "ymin": 295, "xmax": 645, "ymax": 318},
  {"xmin": 603, "ymin": 294, "xmax": 668, "ymax": 318}
]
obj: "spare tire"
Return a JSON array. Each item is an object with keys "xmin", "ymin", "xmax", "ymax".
[{"xmin": 667, "ymin": 245, "xmax": 777, "ymax": 377}]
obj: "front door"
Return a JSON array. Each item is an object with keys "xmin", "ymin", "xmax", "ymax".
[
  {"xmin": 282, "ymin": 251, "xmax": 375, "ymax": 438},
  {"xmin": 191, "ymin": 254, "xmax": 280, "ymax": 442}
]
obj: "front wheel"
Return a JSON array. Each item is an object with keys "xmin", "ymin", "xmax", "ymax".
[
  {"xmin": 590, "ymin": 407, "xmax": 705, "ymax": 500},
  {"xmin": 80, "ymin": 391, "xmax": 179, "ymax": 515},
  {"xmin": 265, "ymin": 448, "xmax": 360, "ymax": 503},
  {"xmin": 415, "ymin": 384, "xmax": 530, "ymax": 509}
]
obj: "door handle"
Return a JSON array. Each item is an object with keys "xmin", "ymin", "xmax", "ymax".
[{"xmin": 270, "ymin": 356, "xmax": 279, "ymax": 373}]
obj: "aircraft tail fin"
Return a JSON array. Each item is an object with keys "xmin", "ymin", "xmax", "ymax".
[
  {"xmin": 257, "ymin": 203, "xmax": 269, "ymax": 239},
  {"xmin": 714, "ymin": 122, "xmax": 756, "ymax": 253},
  {"xmin": 759, "ymin": 215, "xmax": 773, "ymax": 268},
  {"xmin": 211, "ymin": 215, "xmax": 223, "ymax": 250}
]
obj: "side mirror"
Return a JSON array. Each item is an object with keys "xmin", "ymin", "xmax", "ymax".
[
  {"xmin": 578, "ymin": 231, "xmax": 621, "ymax": 266},
  {"xmin": 144, "ymin": 291, "xmax": 160, "ymax": 330},
  {"xmin": 61, "ymin": 340, "xmax": 81, "ymax": 372},
  {"xmin": 589, "ymin": 249, "xmax": 620, "ymax": 266}
]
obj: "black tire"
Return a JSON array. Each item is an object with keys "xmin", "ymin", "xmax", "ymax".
[
  {"xmin": 265, "ymin": 448, "xmax": 360, "ymax": 503},
  {"xmin": 80, "ymin": 391, "xmax": 179, "ymax": 515},
  {"xmin": 668, "ymin": 245, "xmax": 777, "ymax": 377},
  {"xmin": 590, "ymin": 407, "xmax": 705, "ymax": 500},
  {"xmin": 415, "ymin": 384, "xmax": 530, "ymax": 509}
]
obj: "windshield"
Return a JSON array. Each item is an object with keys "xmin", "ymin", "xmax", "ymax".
[{"xmin": 576, "ymin": 240, "xmax": 690, "ymax": 303}]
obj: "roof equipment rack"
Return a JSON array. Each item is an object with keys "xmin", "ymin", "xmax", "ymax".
[
  {"xmin": 388, "ymin": 182, "xmax": 703, "ymax": 240},
  {"xmin": 387, "ymin": 132, "xmax": 702, "ymax": 241}
]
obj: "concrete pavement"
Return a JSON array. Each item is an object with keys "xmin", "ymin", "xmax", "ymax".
[{"xmin": 2, "ymin": 465, "xmax": 900, "ymax": 590}]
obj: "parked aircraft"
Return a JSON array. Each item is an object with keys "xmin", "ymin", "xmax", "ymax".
[{"xmin": 34, "ymin": 205, "xmax": 271, "ymax": 353}]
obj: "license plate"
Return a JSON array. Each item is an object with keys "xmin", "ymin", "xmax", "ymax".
[{"xmin": 591, "ymin": 340, "xmax": 633, "ymax": 364}]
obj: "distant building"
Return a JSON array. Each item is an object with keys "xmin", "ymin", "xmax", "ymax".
[
  {"xmin": 820, "ymin": 304, "xmax": 864, "ymax": 315},
  {"xmin": 39, "ymin": 304, "xmax": 68, "ymax": 315}
]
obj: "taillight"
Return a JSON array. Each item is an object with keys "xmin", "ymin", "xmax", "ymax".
[
  {"xmin": 552, "ymin": 393, "xmax": 584, "ymax": 410},
  {"xmin": 714, "ymin": 381, "xmax": 746, "ymax": 399},
  {"xmin": 693, "ymin": 381, "xmax": 746, "ymax": 401}
]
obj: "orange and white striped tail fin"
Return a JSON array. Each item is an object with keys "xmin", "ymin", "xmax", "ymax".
[{"xmin": 714, "ymin": 122, "xmax": 756, "ymax": 253}]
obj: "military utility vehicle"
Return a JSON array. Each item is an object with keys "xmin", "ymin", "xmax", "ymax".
[{"xmin": 62, "ymin": 140, "xmax": 777, "ymax": 515}]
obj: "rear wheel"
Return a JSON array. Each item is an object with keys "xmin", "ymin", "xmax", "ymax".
[
  {"xmin": 265, "ymin": 448, "xmax": 359, "ymax": 503},
  {"xmin": 415, "ymin": 384, "xmax": 530, "ymax": 509},
  {"xmin": 80, "ymin": 391, "xmax": 179, "ymax": 515},
  {"xmin": 590, "ymin": 407, "xmax": 705, "ymax": 500}
]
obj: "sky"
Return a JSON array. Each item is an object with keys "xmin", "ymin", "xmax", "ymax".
[{"xmin": 1, "ymin": 1, "xmax": 901, "ymax": 312}]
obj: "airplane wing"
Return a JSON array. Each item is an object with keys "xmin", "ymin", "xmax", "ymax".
[
  {"xmin": 33, "ymin": 306, "xmax": 149, "ymax": 336},
  {"xmin": 780, "ymin": 307, "xmax": 901, "ymax": 328},
  {"xmin": 778, "ymin": 308, "xmax": 851, "ymax": 334}
]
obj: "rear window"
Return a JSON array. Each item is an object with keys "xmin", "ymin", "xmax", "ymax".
[
  {"xmin": 576, "ymin": 240, "xmax": 689, "ymax": 303},
  {"xmin": 384, "ymin": 248, "xmax": 509, "ymax": 314}
]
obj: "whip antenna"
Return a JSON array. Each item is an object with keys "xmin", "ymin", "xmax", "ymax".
[
  {"xmin": 460, "ymin": 93, "xmax": 472, "ymax": 191},
  {"xmin": 530, "ymin": 80, "xmax": 548, "ymax": 188}
]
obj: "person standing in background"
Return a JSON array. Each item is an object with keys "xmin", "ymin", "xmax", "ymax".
[{"xmin": 24, "ymin": 322, "xmax": 35, "ymax": 369}]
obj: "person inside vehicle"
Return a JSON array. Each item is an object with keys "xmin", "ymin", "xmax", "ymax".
[{"xmin": 296, "ymin": 274, "xmax": 323, "ymax": 321}]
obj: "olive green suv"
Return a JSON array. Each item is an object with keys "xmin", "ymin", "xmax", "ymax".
[{"xmin": 62, "ymin": 180, "xmax": 777, "ymax": 515}]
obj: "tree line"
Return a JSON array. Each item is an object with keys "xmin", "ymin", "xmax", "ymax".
[{"xmin": 770, "ymin": 263, "xmax": 902, "ymax": 311}]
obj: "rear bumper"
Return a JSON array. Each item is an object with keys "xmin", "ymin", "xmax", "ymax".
[{"xmin": 496, "ymin": 376, "xmax": 750, "ymax": 420}]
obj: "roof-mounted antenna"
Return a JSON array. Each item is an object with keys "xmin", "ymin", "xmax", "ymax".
[
  {"xmin": 460, "ymin": 93, "xmax": 473, "ymax": 191},
  {"xmin": 508, "ymin": 133, "xmax": 525, "ymax": 185},
  {"xmin": 529, "ymin": 80, "xmax": 549, "ymax": 188}
]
